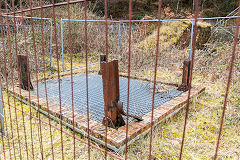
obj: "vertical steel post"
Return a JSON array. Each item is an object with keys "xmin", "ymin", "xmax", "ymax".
[
  {"xmin": 178, "ymin": 60, "xmax": 191, "ymax": 91},
  {"xmin": 0, "ymin": 86, "xmax": 4, "ymax": 136},
  {"xmin": 17, "ymin": 55, "xmax": 34, "ymax": 91},
  {"xmin": 189, "ymin": 20, "xmax": 194, "ymax": 60},
  {"xmin": 16, "ymin": 22, "xmax": 19, "ymax": 33},
  {"xmin": 118, "ymin": 21, "xmax": 122, "ymax": 51},
  {"xmin": 101, "ymin": 60, "xmax": 125, "ymax": 128},
  {"xmin": 61, "ymin": 18, "xmax": 65, "ymax": 71},
  {"xmin": 49, "ymin": 18, "xmax": 53, "ymax": 67}
]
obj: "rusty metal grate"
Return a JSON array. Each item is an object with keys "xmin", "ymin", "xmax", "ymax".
[{"xmin": 32, "ymin": 74, "xmax": 183, "ymax": 123}]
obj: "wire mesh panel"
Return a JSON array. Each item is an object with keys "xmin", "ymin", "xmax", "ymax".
[
  {"xmin": 60, "ymin": 20, "xmax": 124, "ymax": 71},
  {"xmin": 60, "ymin": 19, "xmax": 194, "ymax": 84},
  {"xmin": 32, "ymin": 74, "xmax": 183, "ymax": 123},
  {"xmin": 0, "ymin": 15, "xmax": 53, "ymax": 84}
]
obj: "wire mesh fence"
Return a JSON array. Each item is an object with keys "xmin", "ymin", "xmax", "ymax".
[
  {"xmin": 60, "ymin": 16, "xmax": 239, "ymax": 82},
  {"xmin": 0, "ymin": 0, "xmax": 239, "ymax": 159},
  {"xmin": 0, "ymin": 15, "xmax": 53, "ymax": 87}
]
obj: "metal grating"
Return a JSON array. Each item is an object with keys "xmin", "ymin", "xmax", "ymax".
[{"xmin": 32, "ymin": 74, "xmax": 183, "ymax": 123}]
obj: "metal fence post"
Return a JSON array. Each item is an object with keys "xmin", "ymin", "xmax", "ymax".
[
  {"xmin": 0, "ymin": 86, "xmax": 4, "ymax": 136},
  {"xmin": 49, "ymin": 18, "xmax": 53, "ymax": 67},
  {"xmin": 61, "ymin": 18, "xmax": 65, "ymax": 71},
  {"xmin": 118, "ymin": 21, "xmax": 122, "ymax": 52},
  {"xmin": 189, "ymin": 20, "xmax": 194, "ymax": 60},
  {"xmin": 16, "ymin": 22, "xmax": 19, "ymax": 33}
]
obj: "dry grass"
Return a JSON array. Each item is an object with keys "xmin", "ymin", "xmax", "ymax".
[
  {"xmin": 125, "ymin": 75, "xmax": 239, "ymax": 160},
  {"xmin": 0, "ymin": 90, "xmax": 106, "ymax": 160},
  {"xmin": 0, "ymin": 3, "xmax": 239, "ymax": 160},
  {"xmin": 0, "ymin": 61, "xmax": 239, "ymax": 159}
]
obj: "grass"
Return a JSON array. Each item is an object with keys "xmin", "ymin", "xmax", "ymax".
[
  {"xmin": 0, "ymin": 90, "xmax": 105, "ymax": 160},
  {"xmin": 0, "ymin": 5, "xmax": 239, "ymax": 159},
  {"xmin": 0, "ymin": 64, "xmax": 239, "ymax": 159},
  {"xmin": 125, "ymin": 75, "xmax": 239, "ymax": 160}
]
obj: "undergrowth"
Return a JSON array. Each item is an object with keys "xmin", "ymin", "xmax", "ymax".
[
  {"xmin": 0, "ymin": 2, "xmax": 239, "ymax": 160},
  {"xmin": 0, "ymin": 61, "xmax": 239, "ymax": 159}
]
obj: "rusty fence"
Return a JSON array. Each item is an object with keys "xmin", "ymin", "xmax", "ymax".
[{"xmin": 0, "ymin": 0, "xmax": 239, "ymax": 159}]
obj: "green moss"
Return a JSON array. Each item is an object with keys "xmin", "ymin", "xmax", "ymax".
[
  {"xmin": 136, "ymin": 20, "xmax": 212, "ymax": 52},
  {"xmin": 137, "ymin": 21, "xmax": 192, "ymax": 53}
]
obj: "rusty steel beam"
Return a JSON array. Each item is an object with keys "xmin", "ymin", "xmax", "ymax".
[
  {"xmin": 101, "ymin": 60, "xmax": 142, "ymax": 128},
  {"xmin": 2, "ymin": 0, "xmax": 85, "ymax": 15},
  {"xmin": 17, "ymin": 55, "xmax": 33, "ymax": 91},
  {"xmin": 117, "ymin": 100, "xmax": 143, "ymax": 121},
  {"xmin": 101, "ymin": 60, "xmax": 125, "ymax": 128},
  {"xmin": 178, "ymin": 60, "xmax": 191, "ymax": 91},
  {"xmin": 179, "ymin": 0, "xmax": 199, "ymax": 158}
]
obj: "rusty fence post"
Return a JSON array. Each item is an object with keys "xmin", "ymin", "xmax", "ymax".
[
  {"xmin": 17, "ymin": 55, "xmax": 33, "ymax": 91},
  {"xmin": 178, "ymin": 60, "xmax": 191, "ymax": 91},
  {"xmin": 101, "ymin": 60, "xmax": 125, "ymax": 128},
  {"xmin": 0, "ymin": 85, "xmax": 4, "ymax": 136},
  {"xmin": 99, "ymin": 55, "xmax": 107, "ymax": 75}
]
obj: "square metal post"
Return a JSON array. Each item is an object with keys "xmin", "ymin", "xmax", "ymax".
[
  {"xmin": 17, "ymin": 55, "xmax": 33, "ymax": 91},
  {"xmin": 49, "ymin": 18, "xmax": 53, "ymax": 67},
  {"xmin": 178, "ymin": 60, "xmax": 191, "ymax": 91},
  {"xmin": 61, "ymin": 19, "xmax": 65, "ymax": 71},
  {"xmin": 118, "ymin": 21, "xmax": 122, "ymax": 51},
  {"xmin": 101, "ymin": 60, "xmax": 125, "ymax": 128},
  {"xmin": 0, "ymin": 86, "xmax": 4, "ymax": 136}
]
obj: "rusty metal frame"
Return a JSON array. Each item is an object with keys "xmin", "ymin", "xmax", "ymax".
[
  {"xmin": 2, "ymin": 0, "xmax": 85, "ymax": 15},
  {"xmin": 0, "ymin": 0, "xmax": 239, "ymax": 159}
]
